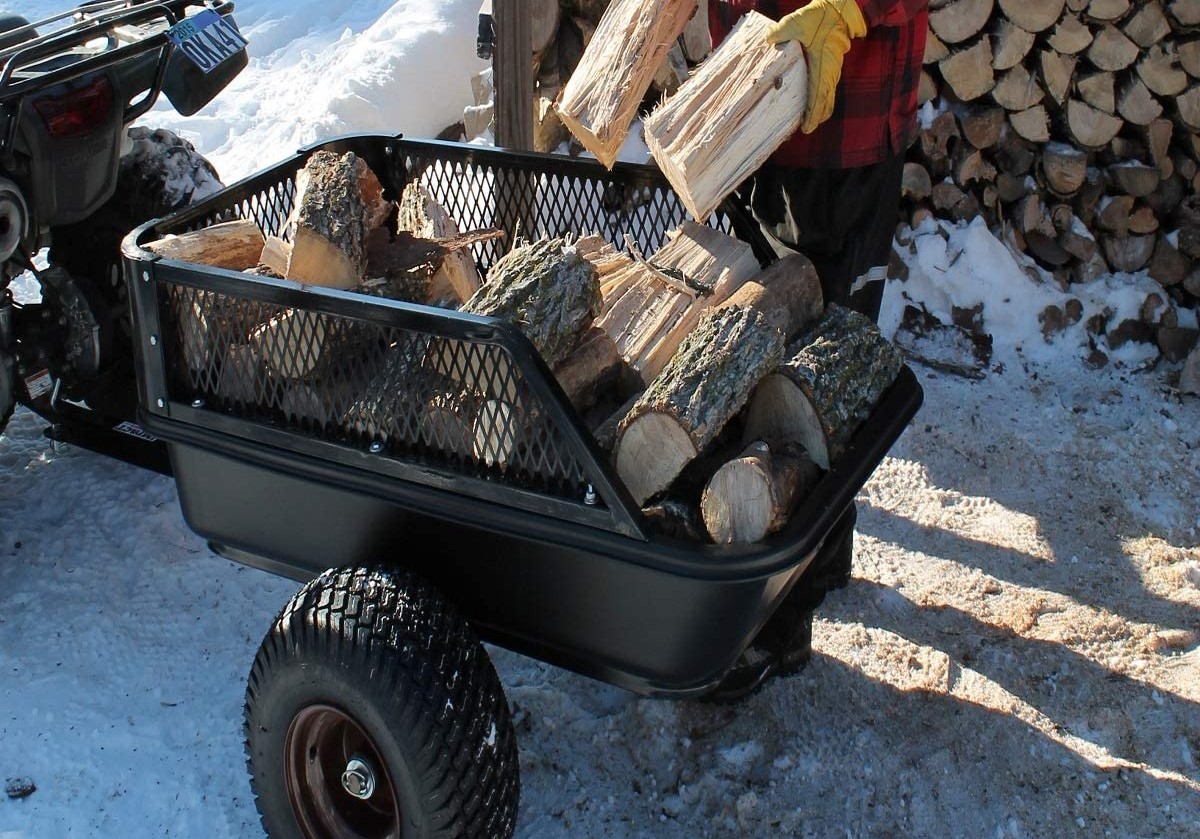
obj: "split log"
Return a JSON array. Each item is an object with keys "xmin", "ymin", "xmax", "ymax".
[
  {"xmin": 929, "ymin": 0, "xmax": 994, "ymax": 44},
  {"xmin": 552, "ymin": 327, "xmax": 625, "ymax": 412},
  {"xmin": 597, "ymin": 221, "xmax": 760, "ymax": 382},
  {"xmin": 902, "ymin": 162, "xmax": 933, "ymax": 200},
  {"xmin": 1169, "ymin": 0, "xmax": 1200, "ymax": 28},
  {"xmin": 465, "ymin": 237, "xmax": 601, "ymax": 368},
  {"xmin": 1040, "ymin": 50, "xmax": 1077, "ymax": 106},
  {"xmin": 715, "ymin": 253, "xmax": 825, "ymax": 341},
  {"xmin": 354, "ymin": 158, "xmax": 392, "ymax": 233},
  {"xmin": 992, "ymin": 65, "xmax": 1044, "ymax": 112},
  {"xmin": 939, "ymin": 37, "xmax": 995, "ymax": 102},
  {"xmin": 250, "ymin": 309, "xmax": 339, "ymax": 381},
  {"xmin": 591, "ymin": 391, "xmax": 642, "ymax": 453},
  {"xmin": 1078, "ymin": 72, "xmax": 1116, "ymax": 113},
  {"xmin": 614, "ymin": 305, "xmax": 786, "ymax": 505},
  {"xmin": 1119, "ymin": 78, "xmax": 1165, "ymax": 126},
  {"xmin": 420, "ymin": 392, "xmax": 475, "ymax": 459},
  {"xmin": 535, "ymin": 95, "xmax": 570, "ymax": 153},
  {"xmin": 1147, "ymin": 118, "xmax": 1175, "ymax": 178},
  {"xmin": 1149, "ymin": 235, "xmax": 1190, "ymax": 285},
  {"xmin": 743, "ymin": 306, "xmax": 904, "ymax": 470},
  {"xmin": 1099, "ymin": 194, "xmax": 1138, "ymax": 235},
  {"xmin": 1015, "ymin": 193, "xmax": 1056, "ymax": 238},
  {"xmin": 997, "ymin": 0, "xmax": 1065, "ymax": 32},
  {"xmin": 1087, "ymin": 26, "xmax": 1139, "ymax": 72},
  {"xmin": 1086, "ymin": 0, "xmax": 1130, "ymax": 21},
  {"xmin": 1139, "ymin": 48, "xmax": 1189, "ymax": 98},
  {"xmin": 216, "ymin": 344, "xmax": 265, "ymax": 404},
  {"xmin": 259, "ymin": 235, "xmax": 291, "ymax": 277},
  {"xmin": 1175, "ymin": 87, "xmax": 1200, "ymax": 132},
  {"xmin": 992, "ymin": 19, "xmax": 1035, "ymax": 71},
  {"xmin": 1010, "ymin": 106, "xmax": 1051, "ymax": 143},
  {"xmin": 283, "ymin": 150, "xmax": 367, "ymax": 290},
  {"xmin": 145, "ymin": 218, "xmax": 264, "ymax": 270},
  {"xmin": 958, "ymin": 107, "xmax": 1006, "ymax": 149},
  {"xmin": 555, "ymin": 0, "xmax": 697, "ymax": 169},
  {"xmin": 644, "ymin": 11, "xmax": 809, "ymax": 222},
  {"xmin": 700, "ymin": 441, "xmax": 820, "ymax": 544},
  {"xmin": 1108, "ymin": 163, "xmax": 1162, "ymax": 198},
  {"xmin": 1129, "ymin": 206, "xmax": 1159, "ymax": 235},
  {"xmin": 920, "ymin": 111, "xmax": 961, "ymax": 176},
  {"xmin": 1067, "ymin": 99, "xmax": 1124, "ymax": 148},
  {"xmin": 1181, "ymin": 40, "xmax": 1200, "ymax": 79},
  {"xmin": 1059, "ymin": 214, "xmax": 1099, "ymax": 261},
  {"xmin": 1048, "ymin": 15, "xmax": 1095, "ymax": 55},
  {"xmin": 1041, "ymin": 143, "xmax": 1089, "ymax": 195},
  {"xmin": 918, "ymin": 70, "xmax": 939, "ymax": 105},
  {"xmin": 1125, "ymin": 2, "xmax": 1172, "ymax": 48},
  {"xmin": 1103, "ymin": 234, "xmax": 1157, "ymax": 272},
  {"xmin": 925, "ymin": 31, "xmax": 951, "ymax": 64},
  {"xmin": 651, "ymin": 43, "xmax": 690, "ymax": 98},
  {"xmin": 954, "ymin": 146, "xmax": 998, "ymax": 185},
  {"xmin": 396, "ymin": 181, "xmax": 483, "ymax": 304}
]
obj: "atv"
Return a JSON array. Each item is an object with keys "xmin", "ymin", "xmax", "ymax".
[{"xmin": 0, "ymin": 0, "xmax": 246, "ymax": 464}]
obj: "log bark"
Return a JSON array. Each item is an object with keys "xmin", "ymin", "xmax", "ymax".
[
  {"xmin": 743, "ymin": 306, "xmax": 904, "ymax": 470},
  {"xmin": 991, "ymin": 18, "xmax": 1035, "ymax": 70},
  {"xmin": 715, "ymin": 253, "xmax": 825, "ymax": 341},
  {"xmin": 998, "ymin": 0, "xmax": 1066, "ymax": 32},
  {"xmin": 396, "ymin": 181, "xmax": 483, "ymax": 304},
  {"xmin": 283, "ymin": 150, "xmax": 367, "ymax": 290},
  {"xmin": 992, "ymin": 65, "xmax": 1044, "ymax": 112},
  {"xmin": 939, "ymin": 37, "xmax": 995, "ymax": 102},
  {"xmin": 700, "ymin": 440, "xmax": 820, "ymax": 544},
  {"xmin": 555, "ymin": 0, "xmax": 698, "ymax": 169},
  {"xmin": 1067, "ymin": 99, "xmax": 1124, "ymax": 148},
  {"xmin": 929, "ymin": 0, "xmax": 994, "ymax": 44},
  {"xmin": 465, "ymin": 237, "xmax": 601, "ymax": 368},
  {"xmin": 615, "ymin": 306, "xmax": 786, "ymax": 505},
  {"xmin": 1078, "ymin": 72, "xmax": 1116, "ymax": 113},
  {"xmin": 145, "ymin": 219, "xmax": 264, "ymax": 270},
  {"xmin": 1088, "ymin": 25, "xmax": 1140, "ymax": 72},
  {"xmin": 644, "ymin": 11, "xmax": 809, "ymax": 222},
  {"xmin": 1048, "ymin": 15, "xmax": 1095, "ymax": 55}
]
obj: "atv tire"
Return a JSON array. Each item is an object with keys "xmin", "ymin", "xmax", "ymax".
[
  {"xmin": 0, "ymin": 347, "xmax": 13, "ymax": 435},
  {"xmin": 245, "ymin": 567, "xmax": 520, "ymax": 839}
]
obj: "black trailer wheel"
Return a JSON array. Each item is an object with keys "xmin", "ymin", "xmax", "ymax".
[{"xmin": 245, "ymin": 567, "xmax": 520, "ymax": 839}]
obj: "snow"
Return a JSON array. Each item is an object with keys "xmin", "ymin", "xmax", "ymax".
[{"xmin": 3, "ymin": 2, "xmax": 1200, "ymax": 837}]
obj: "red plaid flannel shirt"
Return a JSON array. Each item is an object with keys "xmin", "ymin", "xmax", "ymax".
[{"xmin": 710, "ymin": 0, "xmax": 928, "ymax": 169}]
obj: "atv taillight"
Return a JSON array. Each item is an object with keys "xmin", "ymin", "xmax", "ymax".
[{"xmin": 33, "ymin": 77, "xmax": 115, "ymax": 139}]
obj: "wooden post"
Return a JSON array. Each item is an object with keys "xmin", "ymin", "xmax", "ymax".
[{"xmin": 494, "ymin": 0, "xmax": 534, "ymax": 150}]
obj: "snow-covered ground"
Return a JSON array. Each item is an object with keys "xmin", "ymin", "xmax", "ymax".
[{"xmin": 4, "ymin": 2, "xmax": 1200, "ymax": 836}]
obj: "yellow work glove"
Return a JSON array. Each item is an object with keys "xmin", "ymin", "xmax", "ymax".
[{"xmin": 765, "ymin": 0, "xmax": 868, "ymax": 134}]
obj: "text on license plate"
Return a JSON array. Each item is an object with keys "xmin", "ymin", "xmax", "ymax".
[{"xmin": 167, "ymin": 9, "xmax": 247, "ymax": 74}]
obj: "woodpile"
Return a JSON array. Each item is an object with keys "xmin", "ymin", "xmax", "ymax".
[{"xmin": 910, "ymin": 0, "xmax": 1200, "ymax": 360}]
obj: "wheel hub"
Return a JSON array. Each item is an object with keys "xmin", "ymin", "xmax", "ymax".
[{"xmin": 340, "ymin": 757, "xmax": 377, "ymax": 801}]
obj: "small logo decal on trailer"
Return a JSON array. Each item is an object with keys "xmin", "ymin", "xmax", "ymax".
[
  {"xmin": 114, "ymin": 422, "xmax": 159, "ymax": 443},
  {"xmin": 23, "ymin": 370, "xmax": 52, "ymax": 401}
]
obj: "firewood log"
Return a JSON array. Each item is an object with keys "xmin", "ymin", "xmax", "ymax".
[
  {"xmin": 1100, "ymin": 194, "xmax": 1138, "ymax": 235},
  {"xmin": 651, "ymin": 43, "xmax": 690, "ymax": 98},
  {"xmin": 251, "ymin": 309, "xmax": 343, "ymax": 381},
  {"xmin": 1146, "ymin": 119, "xmax": 1175, "ymax": 178},
  {"xmin": 283, "ymin": 150, "xmax": 367, "ymax": 290},
  {"xmin": 465, "ymin": 237, "xmax": 601, "ymax": 369},
  {"xmin": 681, "ymin": 0, "xmax": 711, "ymax": 64},
  {"xmin": 954, "ymin": 147, "xmax": 998, "ymax": 185},
  {"xmin": 1078, "ymin": 72, "xmax": 1116, "ymax": 113},
  {"xmin": 1169, "ymin": 0, "xmax": 1200, "ymax": 28},
  {"xmin": 1040, "ymin": 50, "xmax": 1077, "ymax": 106},
  {"xmin": 1088, "ymin": 25, "xmax": 1139, "ymax": 72},
  {"xmin": 555, "ymin": 0, "xmax": 697, "ymax": 169},
  {"xmin": 1176, "ymin": 87, "xmax": 1200, "ymax": 132},
  {"xmin": 998, "ymin": 0, "xmax": 1065, "ymax": 32},
  {"xmin": 216, "ymin": 344, "xmax": 265, "ymax": 404},
  {"xmin": 396, "ymin": 181, "xmax": 483, "ymax": 304},
  {"xmin": 742, "ymin": 306, "xmax": 904, "ymax": 470},
  {"xmin": 1010, "ymin": 106, "xmax": 1051, "ymax": 143},
  {"xmin": 1125, "ymin": 2, "xmax": 1172, "ymax": 48},
  {"xmin": 354, "ymin": 157, "xmax": 392, "ymax": 233},
  {"xmin": 700, "ymin": 440, "xmax": 820, "ymax": 544},
  {"xmin": 1103, "ymin": 234, "xmax": 1157, "ymax": 272},
  {"xmin": 1119, "ymin": 78, "xmax": 1166, "ymax": 126},
  {"xmin": 925, "ymin": 31, "xmax": 950, "ymax": 64},
  {"xmin": 597, "ymin": 222, "xmax": 760, "ymax": 382},
  {"xmin": 1041, "ymin": 143, "xmax": 1089, "ymax": 195},
  {"xmin": 532, "ymin": 0, "xmax": 561, "ymax": 54},
  {"xmin": 552, "ymin": 327, "xmax": 625, "ymax": 412},
  {"xmin": 715, "ymin": 253, "xmax": 825, "ymax": 341},
  {"xmin": 614, "ymin": 305, "xmax": 786, "ymax": 505},
  {"xmin": 991, "ymin": 18, "xmax": 1035, "ymax": 70},
  {"xmin": 1059, "ymin": 214, "xmax": 1100, "ymax": 261},
  {"xmin": 1048, "ymin": 15, "xmax": 1094, "ymax": 55},
  {"xmin": 959, "ymin": 106, "xmax": 1006, "ymax": 149},
  {"xmin": 1108, "ymin": 163, "xmax": 1162, "ymax": 198},
  {"xmin": 991, "ymin": 65, "xmax": 1044, "ymax": 112},
  {"xmin": 929, "ymin": 0, "xmax": 994, "ymax": 45},
  {"xmin": 939, "ymin": 37, "xmax": 995, "ymax": 101},
  {"xmin": 1181, "ymin": 40, "xmax": 1200, "ymax": 79},
  {"xmin": 145, "ymin": 219, "xmax": 265, "ymax": 270},
  {"xmin": 591, "ymin": 391, "xmax": 642, "ymax": 453},
  {"xmin": 902, "ymin": 162, "xmax": 933, "ymax": 200},
  {"xmin": 1067, "ymin": 99, "xmax": 1124, "ymax": 148},
  {"xmin": 644, "ymin": 11, "xmax": 809, "ymax": 222},
  {"xmin": 1138, "ymin": 46, "xmax": 1190, "ymax": 98},
  {"xmin": 1149, "ymin": 235, "xmax": 1191, "ymax": 286},
  {"xmin": 1087, "ymin": 0, "xmax": 1130, "ymax": 21},
  {"xmin": 259, "ymin": 235, "xmax": 291, "ymax": 277}
]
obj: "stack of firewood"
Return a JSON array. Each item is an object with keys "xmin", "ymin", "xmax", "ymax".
[{"xmin": 909, "ymin": 0, "xmax": 1200, "ymax": 358}]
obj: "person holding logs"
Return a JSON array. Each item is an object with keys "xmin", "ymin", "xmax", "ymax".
[{"xmin": 706, "ymin": 0, "xmax": 928, "ymax": 702}]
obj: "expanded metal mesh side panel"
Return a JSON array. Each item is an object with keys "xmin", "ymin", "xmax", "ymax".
[
  {"xmin": 170, "ymin": 174, "xmax": 298, "ymax": 240},
  {"xmin": 399, "ymin": 149, "xmax": 737, "ymax": 276},
  {"xmin": 158, "ymin": 282, "xmax": 594, "ymax": 501}
]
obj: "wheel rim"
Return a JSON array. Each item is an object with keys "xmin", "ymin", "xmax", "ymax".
[{"xmin": 284, "ymin": 704, "xmax": 402, "ymax": 839}]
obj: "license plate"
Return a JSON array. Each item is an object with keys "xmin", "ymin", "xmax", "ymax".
[{"xmin": 167, "ymin": 9, "xmax": 248, "ymax": 75}]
